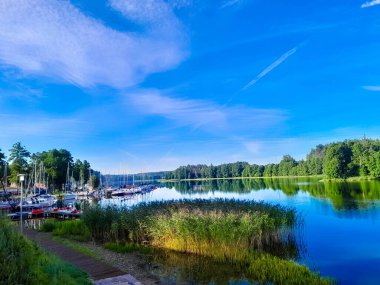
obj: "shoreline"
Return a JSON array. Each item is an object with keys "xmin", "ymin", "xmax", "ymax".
[{"xmin": 159, "ymin": 175, "xmax": 379, "ymax": 183}]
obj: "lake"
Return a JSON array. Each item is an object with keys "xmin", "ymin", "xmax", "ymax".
[{"xmin": 102, "ymin": 178, "xmax": 380, "ymax": 284}]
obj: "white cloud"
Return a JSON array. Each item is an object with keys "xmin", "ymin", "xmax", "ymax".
[
  {"xmin": 0, "ymin": 0, "xmax": 187, "ymax": 89},
  {"xmin": 129, "ymin": 90, "xmax": 227, "ymax": 129},
  {"xmin": 363, "ymin": 85, "xmax": 380, "ymax": 91},
  {"xmin": 220, "ymin": 0, "xmax": 242, "ymax": 9},
  {"xmin": 128, "ymin": 90, "xmax": 287, "ymax": 132},
  {"xmin": 361, "ymin": 0, "xmax": 380, "ymax": 8},
  {"xmin": 241, "ymin": 46, "xmax": 299, "ymax": 91}
]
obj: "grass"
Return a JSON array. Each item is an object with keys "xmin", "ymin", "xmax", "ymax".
[
  {"xmin": 104, "ymin": 242, "xmax": 151, "ymax": 254},
  {"xmin": 82, "ymin": 199, "xmax": 332, "ymax": 284},
  {"xmin": 52, "ymin": 236, "xmax": 97, "ymax": 258},
  {"xmin": 247, "ymin": 253, "xmax": 329, "ymax": 285},
  {"xmin": 0, "ymin": 218, "xmax": 91, "ymax": 285},
  {"xmin": 40, "ymin": 219, "xmax": 91, "ymax": 241}
]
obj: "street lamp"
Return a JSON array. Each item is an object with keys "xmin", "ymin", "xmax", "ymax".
[{"xmin": 18, "ymin": 174, "xmax": 26, "ymax": 233}]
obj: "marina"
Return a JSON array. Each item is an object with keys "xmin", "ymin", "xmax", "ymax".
[{"xmin": 1, "ymin": 168, "xmax": 159, "ymax": 221}]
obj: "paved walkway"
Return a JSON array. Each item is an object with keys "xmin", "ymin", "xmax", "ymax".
[{"xmin": 23, "ymin": 228, "xmax": 142, "ymax": 284}]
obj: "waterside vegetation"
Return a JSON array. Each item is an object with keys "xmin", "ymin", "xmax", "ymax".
[
  {"xmin": 41, "ymin": 218, "xmax": 91, "ymax": 241},
  {"xmin": 76, "ymin": 199, "xmax": 331, "ymax": 284}
]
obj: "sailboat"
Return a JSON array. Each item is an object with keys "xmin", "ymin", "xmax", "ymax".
[
  {"xmin": 63, "ymin": 162, "xmax": 76, "ymax": 201},
  {"xmin": 0, "ymin": 163, "xmax": 15, "ymax": 210}
]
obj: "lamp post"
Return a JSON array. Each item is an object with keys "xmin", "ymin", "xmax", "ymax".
[{"xmin": 18, "ymin": 174, "xmax": 26, "ymax": 233}]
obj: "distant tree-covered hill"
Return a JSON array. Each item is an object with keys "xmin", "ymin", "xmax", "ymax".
[{"xmin": 165, "ymin": 138, "xmax": 380, "ymax": 180}]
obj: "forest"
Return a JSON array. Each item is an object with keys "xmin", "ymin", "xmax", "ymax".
[
  {"xmin": 165, "ymin": 138, "xmax": 380, "ymax": 180},
  {"xmin": 0, "ymin": 142, "xmax": 98, "ymax": 191}
]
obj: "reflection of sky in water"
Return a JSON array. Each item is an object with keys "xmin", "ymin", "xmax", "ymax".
[{"xmin": 101, "ymin": 182, "xmax": 380, "ymax": 285}]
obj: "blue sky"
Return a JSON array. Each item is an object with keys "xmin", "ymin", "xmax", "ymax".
[{"xmin": 1, "ymin": 0, "xmax": 380, "ymax": 173}]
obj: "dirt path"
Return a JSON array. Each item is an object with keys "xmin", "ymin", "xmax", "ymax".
[{"xmin": 82, "ymin": 242, "xmax": 161, "ymax": 285}]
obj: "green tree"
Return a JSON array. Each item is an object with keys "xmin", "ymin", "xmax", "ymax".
[
  {"xmin": 33, "ymin": 149, "xmax": 73, "ymax": 190},
  {"xmin": 278, "ymin": 155, "xmax": 297, "ymax": 176},
  {"xmin": 72, "ymin": 159, "xmax": 83, "ymax": 182},
  {"xmin": 89, "ymin": 175, "xmax": 100, "ymax": 188},
  {"xmin": 305, "ymin": 145, "xmax": 325, "ymax": 175},
  {"xmin": 0, "ymin": 149, "xmax": 6, "ymax": 182},
  {"xmin": 8, "ymin": 142, "xmax": 30, "ymax": 183},
  {"xmin": 0, "ymin": 149, "xmax": 5, "ymax": 164},
  {"xmin": 295, "ymin": 160, "xmax": 308, "ymax": 176},
  {"xmin": 263, "ymin": 164, "xmax": 273, "ymax": 177},
  {"xmin": 242, "ymin": 166, "xmax": 251, "ymax": 177},
  {"xmin": 81, "ymin": 160, "xmax": 91, "ymax": 184},
  {"xmin": 323, "ymin": 143, "xmax": 352, "ymax": 179},
  {"xmin": 367, "ymin": 152, "xmax": 380, "ymax": 178}
]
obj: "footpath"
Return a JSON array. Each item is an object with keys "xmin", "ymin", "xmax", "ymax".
[{"xmin": 23, "ymin": 228, "xmax": 143, "ymax": 285}]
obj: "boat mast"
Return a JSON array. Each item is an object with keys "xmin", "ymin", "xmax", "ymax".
[
  {"xmin": 88, "ymin": 168, "xmax": 91, "ymax": 191},
  {"xmin": 65, "ymin": 162, "xmax": 70, "ymax": 193},
  {"xmin": 3, "ymin": 162, "xmax": 7, "ymax": 190},
  {"xmin": 34, "ymin": 162, "xmax": 37, "ymax": 196}
]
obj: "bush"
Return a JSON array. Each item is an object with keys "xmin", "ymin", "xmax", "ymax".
[
  {"xmin": 40, "ymin": 219, "xmax": 58, "ymax": 232},
  {"xmin": 52, "ymin": 220, "xmax": 91, "ymax": 241}
]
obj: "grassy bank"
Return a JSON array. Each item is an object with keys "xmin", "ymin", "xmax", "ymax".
[
  {"xmin": 80, "ymin": 199, "xmax": 331, "ymax": 284},
  {"xmin": 0, "ymin": 218, "xmax": 91, "ymax": 285}
]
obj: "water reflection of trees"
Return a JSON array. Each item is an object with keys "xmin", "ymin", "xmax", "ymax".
[
  {"xmin": 165, "ymin": 179, "xmax": 250, "ymax": 194},
  {"xmin": 164, "ymin": 179, "xmax": 380, "ymax": 211},
  {"xmin": 305, "ymin": 180, "xmax": 380, "ymax": 210}
]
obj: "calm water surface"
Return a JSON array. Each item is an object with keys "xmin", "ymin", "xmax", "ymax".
[{"xmin": 102, "ymin": 178, "xmax": 380, "ymax": 285}]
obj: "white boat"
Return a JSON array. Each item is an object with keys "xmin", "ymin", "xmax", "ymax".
[
  {"xmin": 0, "ymin": 200, "xmax": 14, "ymax": 210},
  {"xmin": 111, "ymin": 188, "xmax": 130, "ymax": 197},
  {"xmin": 63, "ymin": 193, "xmax": 76, "ymax": 201}
]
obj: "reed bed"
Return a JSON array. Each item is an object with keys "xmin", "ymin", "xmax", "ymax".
[
  {"xmin": 81, "ymin": 199, "xmax": 331, "ymax": 284},
  {"xmin": 82, "ymin": 199, "xmax": 297, "ymax": 255},
  {"xmin": 0, "ymin": 218, "xmax": 91, "ymax": 285}
]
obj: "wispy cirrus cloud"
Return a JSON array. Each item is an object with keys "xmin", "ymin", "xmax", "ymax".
[
  {"xmin": 0, "ymin": 0, "xmax": 187, "ymax": 89},
  {"xmin": 361, "ymin": 0, "xmax": 380, "ymax": 8},
  {"xmin": 220, "ymin": 0, "xmax": 243, "ymax": 9},
  {"xmin": 241, "ymin": 45, "xmax": 299, "ymax": 91},
  {"xmin": 128, "ymin": 90, "xmax": 287, "ymax": 132},
  {"xmin": 363, "ymin": 86, "xmax": 380, "ymax": 91}
]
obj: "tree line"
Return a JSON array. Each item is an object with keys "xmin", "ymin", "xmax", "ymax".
[
  {"xmin": 165, "ymin": 138, "xmax": 380, "ymax": 180},
  {"xmin": 0, "ymin": 142, "xmax": 99, "ymax": 191}
]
